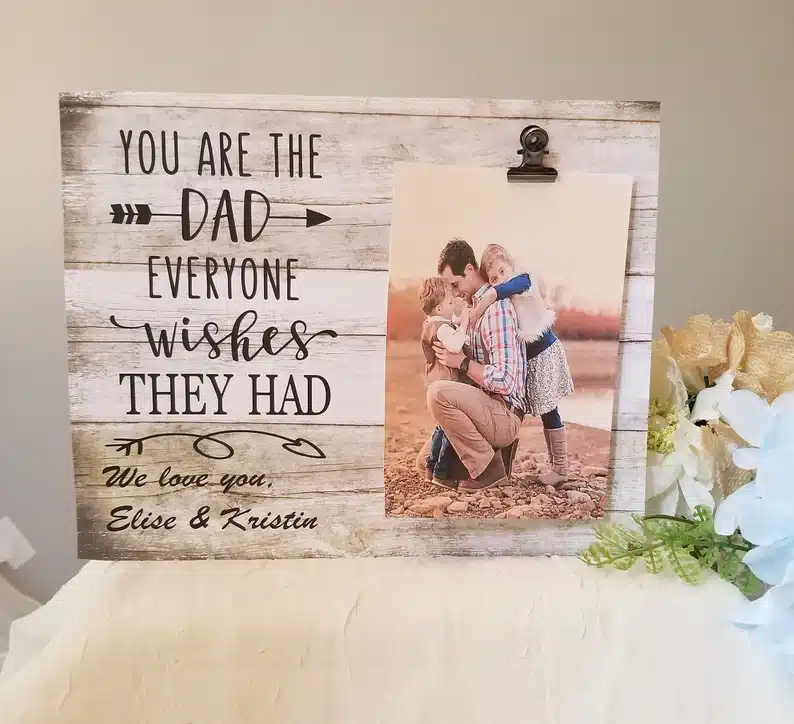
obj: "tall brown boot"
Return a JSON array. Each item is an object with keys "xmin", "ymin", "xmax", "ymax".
[
  {"xmin": 539, "ymin": 426, "xmax": 568, "ymax": 487},
  {"xmin": 501, "ymin": 439, "xmax": 519, "ymax": 479}
]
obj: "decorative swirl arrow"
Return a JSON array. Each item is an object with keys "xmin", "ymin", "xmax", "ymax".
[{"xmin": 106, "ymin": 430, "xmax": 326, "ymax": 461}]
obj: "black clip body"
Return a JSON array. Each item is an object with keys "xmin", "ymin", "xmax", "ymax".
[{"xmin": 506, "ymin": 125, "xmax": 558, "ymax": 183}]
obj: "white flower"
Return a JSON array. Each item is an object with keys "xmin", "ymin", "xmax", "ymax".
[
  {"xmin": 646, "ymin": 413, "xmax": 714, "ymax": 516},
  {"xmin": 717, "ymin": 389, "xmax": 794, "ymax": 511},
  {"xmin": 752, "ymin": 312, "xmax": 774, "ymax": 333},
  {"xmin": 690, "ymin": 371, "xmax": 735, "ymax": 423}
]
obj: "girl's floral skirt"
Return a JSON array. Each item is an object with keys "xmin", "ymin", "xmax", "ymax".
[{"xmin": 525, "ymin": 340, "xmax": 574, "ymax": 416}]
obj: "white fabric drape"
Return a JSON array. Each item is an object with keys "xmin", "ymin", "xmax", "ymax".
[
  {"xmin": 0, "ymin": 557, "xmax": 793, "ymax": 723},
  {"xmin": 0, "ymin": 570, "xmax": 39, "ymax": 673}
]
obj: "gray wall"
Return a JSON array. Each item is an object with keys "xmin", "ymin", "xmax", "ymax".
[{"xmin": 1, "ymin": 0, "xmax": 792, "ymax": 601}]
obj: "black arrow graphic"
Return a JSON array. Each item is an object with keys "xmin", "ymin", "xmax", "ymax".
[
  {"xmin": 270, "ymin": 208, "xmax": 332, "ymax": 228},
  {"xmin": 106, "ymin": 429, "xmax": 326, "ymax": 461},
  {"xmin": 109, "ymin": 203, "xmax": 331, "ymax": 229},
  {"xmin": 110, "ymin": 204, "xmax": 181, "ymax": 225}
]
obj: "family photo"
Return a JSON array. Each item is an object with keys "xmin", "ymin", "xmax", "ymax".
[{"xmin": 384, "ymin": 163, "xmax": 633, "ymax": 520}]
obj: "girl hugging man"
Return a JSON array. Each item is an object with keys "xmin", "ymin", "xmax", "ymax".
[{"xmin": 418, "ymin": 243, "xmax": 574, "ymax": 489}]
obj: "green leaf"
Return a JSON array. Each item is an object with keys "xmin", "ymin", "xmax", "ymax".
[
  {"xmin": 691, "ymin": 505, "xmax": 713, "ymax": 523},
  {"xmin": 643, "ymin": 547, "xmax": 664, "ymax": 574},
  {"xmin": 580, "ymin": 520, "xmax": 650, "ymax": 571},
  {"xmin": 664, "ymin": 546, "xmax": 701, "ymax": 584},
  {"xmin": 579, "ymin": 542, "xmax": 618, "ymax": 567},
  {"xmin": 713, "ymin": 547, "xmax": 763, "ymax": 597},
  {"xmin": 594, "ymin": 522, "xmax": 643, "ymax": 549},
  {"xmin": 611, "ymin": 553, "xmax": 639, "ymax": 571},
  {"xmin": 580, "ymin": 506, "xmax": 761, "ymax": 599},
  {"xmin": 733, "ymin": 565, "xmax": 764, "ymax": 598}
]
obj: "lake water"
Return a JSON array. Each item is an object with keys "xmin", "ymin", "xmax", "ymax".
[{"xmin": 558, "ymin": 389, "xmax": 614, "ymax": 431}]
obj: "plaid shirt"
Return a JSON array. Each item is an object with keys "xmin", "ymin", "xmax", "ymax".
[{"xmin": 469, "ymin": 285, "xmax": 527, "ymax": 412}]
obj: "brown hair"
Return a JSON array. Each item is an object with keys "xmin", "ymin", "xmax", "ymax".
[
  {"xmin": 419, "ymin": 277, "xmax": 450, "ymax": 315},
  {"xmin": 437, "ymin": 238, "xmax": 478, "ymax": 276},
  {"xmin": 479, "ymin": 244, "xmax": 516, "ymax": 281}
]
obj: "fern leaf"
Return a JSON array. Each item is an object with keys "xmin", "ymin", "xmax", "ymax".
[
  {"xmin": 579, "ymin": 543, "xmax": 617, "ymax": 567},
  {"xmin": 611, "ymin": 553, "xmax": 639, "ymax": 571},
  {"xmin": 594, "ymin": 521, "xmax": 643, "ymax": 549},
  {"xmin": 664, "ymin": 546, "xmax": 701, "ymax": 584},
  {"xmin": 643, "ymin": 547, "xmax": 664, "ymax": 574},
  {"xmin": 692, "ymin": 505, "xmax": 713, "ymax": 523},
  {"xmin": 580, "ymin": 535, "xmax": 644, "ymax": 571}
]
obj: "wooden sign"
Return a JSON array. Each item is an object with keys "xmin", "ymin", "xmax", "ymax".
[{"xmin": 61, "ymin": 93, "xmax": 659, "ymax": 559}]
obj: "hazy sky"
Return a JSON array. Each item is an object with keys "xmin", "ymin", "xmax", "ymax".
[{"xmin": 388, "ymin": 164, "xmax": 633, "ymax": 313}]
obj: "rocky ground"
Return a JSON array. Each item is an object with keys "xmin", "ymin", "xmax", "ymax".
[
  {"xmin": 384, "ymin": 419, "xmax": 609, "ymax": 521},
  {"xmin": 384, "ymin": 340, "xmax": 613, "ymax": 521}
]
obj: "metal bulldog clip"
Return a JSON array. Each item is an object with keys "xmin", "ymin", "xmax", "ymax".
[{"xmin": 506, "ymin": 124, "xmax": 558, "ymax": 183}]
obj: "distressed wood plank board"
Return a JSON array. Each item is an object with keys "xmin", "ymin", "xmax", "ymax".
[
  {"xmin": 62, "ymin": 190, "xmax": 659, "ymax": 272},
  {"xmin": 77, "ymin": 488, "xmax": 640, "ymax": 560},
  {"xmin": 62, "ymin": 188, "xmax": 658, "ymax": 275},
  {"xmin": 61, "ymin": 93, "xmax": 661, "ymax": 122},
  {"xmin": 62, "ymin": 93, "xmax": 659, "ymax": 558},
  {"xmin": 68, "ymin": 336, "xmax": 386, "ymax": 425},
  {"xmin": 71, "ymin": 422, "xmax": 645, "ymax": 511},
  {"xmin": 67, "ymin": 339, "xmax": 648, "ymax": 429},
  {"xmin": 72, "ymin": 422, "xmax": 385, "ymax": 495},
  {"xmin": 65, "ymin": 265, "xmax": 653, "ymax": 342},
  {"xmin": 65, "ymin": 264, "xmax": 389, "ymax": 337},
  {"xmin": 60, "ymin": 107, "xmax": 660, "ymax": 199}
]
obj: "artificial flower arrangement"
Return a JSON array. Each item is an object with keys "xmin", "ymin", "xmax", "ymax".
[{"xmin": 581, "ymin": 311, "xmax": 794, "ymax": 672}]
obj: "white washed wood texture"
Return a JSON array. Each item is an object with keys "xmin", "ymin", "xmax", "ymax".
[
  {"xmin": 60, "ymin": 93, "xmax": 661, "ymax": 120},
  {"xmin": 73, "ymin": 421, "xmax": 645, "ymax": 559},
  {"xmin": 72, "ymin": 423, "xmax": 385, "ymax": 493},
  {"xmin": 64, "ymin": 264, "xmax": 388, "ymax": 338},
  {"xmin": 65, "ymin": 264, "xmax": 651, "ymax": 341},
  {"xmin": 61, "ymin": 93, "xmax": 659, "ymax": 559},
  {"xmin": 77, "ymin": 490, "xmax": 639, "ymax": 560},
  {"xmin": 73, "ymin": 423, "xmax": 644, "ymax": 507},
  {"xmin": 63, "ymin": 187, "xmax": 657, "ymax": 274},
  {"xmin": 68, "ymin": 337, "xmax": 386, "ymax": 425},
  {"xmin": 67, "ymin": 339, "xmax": 647, "ymax": 429}
]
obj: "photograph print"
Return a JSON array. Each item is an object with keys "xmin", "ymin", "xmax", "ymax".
[{"xmin": 384, "ymin": 163, "xmax": 633, "ymax": 522}]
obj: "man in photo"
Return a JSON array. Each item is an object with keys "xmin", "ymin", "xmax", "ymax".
[{"xmin": 418, "ymin": 239, "xmax": 527, "ymax": 491}]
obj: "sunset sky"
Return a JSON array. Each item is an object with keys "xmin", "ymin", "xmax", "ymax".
[{"xmin": 388, "ymin": 164, "xmax": 633, "ymax": 313}]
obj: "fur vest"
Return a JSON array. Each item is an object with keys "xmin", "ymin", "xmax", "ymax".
[{"xmin": 510, "ymin": 270, "xmax": 557, "ymax": 343}]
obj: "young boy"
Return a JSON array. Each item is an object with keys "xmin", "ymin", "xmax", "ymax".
[
  {"xmin": 470, "ymin": 245, "xmax": 574, "ymax": 486},
  {"xmin": 418, "ymin": 277, "xmax": 470, "ymax": 488}
]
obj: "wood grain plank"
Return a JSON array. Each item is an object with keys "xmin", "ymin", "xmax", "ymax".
[
  {"xmin": 620, "ymin": 275, "xmax": 654, "ymax": 342},
  {"xmin": 68, "ymin": 336, "xmax": 386, "ymax": 425},
  {"xmin": 70, "ymin": 422, "xmax": 646, "ymax": 511},
  {"xmin": 62, "ymin": 188, "xmax": 657, "ymax": 275},
  {"xmin": 72, "ymin": 422, "xmax": 384, "ymax": 494},
  {"xmin": 613, "ymin": 341, "xmax": 651, "ymax": 431},
  {"xmin": 60, "ymin": 107, "xmax": 660, "ymax": 199},
  {"xmin": 612, "ymin": 341, "xmax": 652, "ymax": 431},
  {"xmin": 67, "ymin": 338, "xmax": 648, "ymax": 429},
  {"xmin": 60, "ymin": 93, "xmax": 660, "ymax": 122},
  {"xmin": 65, "ymin": 264, "xmax": 389, "ymax": 337},
  {"xmin": 64, "ymin": 265, "xmax": 654, "ymax": 343},
  {"xmin": 77, "ymin": 487, "xmax": 637, "ymax": 560},
  {"xmin": 62, "ymin": 94, "xmax": 658, "ymax": 558},
  {"xmin": 63, "ymin": 196, "xmax": 393, "ymax": 270}
]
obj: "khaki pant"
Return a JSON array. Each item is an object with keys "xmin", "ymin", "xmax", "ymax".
[{"xmin": 422, "ymin": 380, "xmax": 521, "ymax": 479}]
